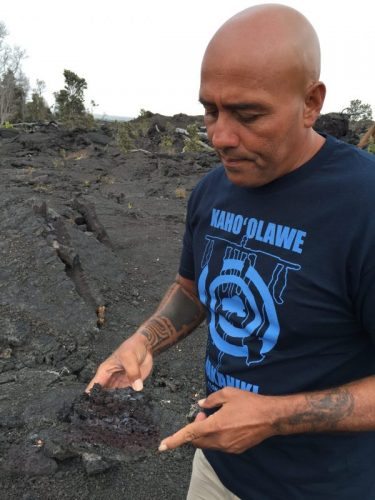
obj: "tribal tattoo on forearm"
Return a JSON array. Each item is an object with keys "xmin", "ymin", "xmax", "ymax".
[
  {"xmin": 275, "ymin": 387, "xmax": 355, "ymax": 434},
  {"xmin": 139, "ymin": 282, "xmax": 206, "ymax": 354}
]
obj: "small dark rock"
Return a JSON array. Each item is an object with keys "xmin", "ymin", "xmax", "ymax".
[
  {"xmin": 314, "ymin": 112, "xmax": 357, "ymax": 143},
  {"xmin": 0, "ymin": 318, "xmax": 31, "ymax": 347},
  {"xmin": 82, "ymin": 452, "xmax": 113, "ymax": 475},
  {"xmin": 64, "ymin": 352, "xmax": 88, "ymax": 374},
  {"xmin": 78, "ymin": 360, "xmax": 96, "ymax": 383},
  {"xmin": 4, "ymin": 444, "xmax": 58, "ymax": 477},
  {"xmin": 85, "ymin": 132, "xmax": 111, "ymax": 146},
  {"xmin": 34, "ymin": 335, "xmax": 61, "ymax": 355},
  {"xmin": 74, "ymin": 216, "xmax": 86, "ymax": 225},
  {"xmin": 22, "ymin": 494, "xmax": 37, "ymax": 500},
  {"xmin": 0, "ymin": 128, "xmax": 19, "ymax": 138},
  {"xmin": 0, "ymin": 371, "xmax": 17, "ymax": 385},
  {"xmin": 43, "ymin": 438, "xmax": 78, "ymax": 461}
]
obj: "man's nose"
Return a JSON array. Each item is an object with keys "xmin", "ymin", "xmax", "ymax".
[{"xmin": 209, "ymin": 115, "xmax": 240, "ymax": 150}]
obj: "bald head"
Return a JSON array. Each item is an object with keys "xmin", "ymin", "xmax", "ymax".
[
  {"xmin": 202, "ymin": 3, "xmax": 321, "ymax": 94},
  {"xmin": 199, "ymin": 4, "xmax": 326, "ymax": 187}
]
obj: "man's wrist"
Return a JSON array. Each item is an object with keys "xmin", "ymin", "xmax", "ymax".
[
  {"xmin": 132, "ymin": 326, "xmax": 157, "ymax": 352},
  {"xmin": 135, "ymin": 316, "xmax": 174, "ymax": 354}
]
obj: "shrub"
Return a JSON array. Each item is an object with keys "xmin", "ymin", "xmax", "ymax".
[
  {"xmin": 367, "ymin": 138, "xmax": 375, "ymax": 154},
  {"xmin": 175, "ymin": 187, "xmax": 186, "ymax": 199},
  {"xmin": 160, "ymin": 135, "xmax": 175, "ymax": 154},
  {"xmin": 116, "ymin": 122, "xmax": 135, "ymax": 153},
  {"xmin": 183, "ymin": 124, "xmax": 211, "ymax": 153}
]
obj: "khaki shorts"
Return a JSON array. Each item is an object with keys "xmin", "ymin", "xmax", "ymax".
[{"xmin": 187, "ymin": 449, "xmax": 240, "ymax": 500}]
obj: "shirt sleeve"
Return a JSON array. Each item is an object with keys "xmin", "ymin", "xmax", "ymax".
[
  {"xmin": 351, "ymin": 207, "xmax": 375, "ymax": 346},
  {"xmin": 178, "ymin": 193, "xmax": 195, "ymax": 280},
  {"xmin": 354, "ymin": 263, "xmax": 375, "ymax": 346}
]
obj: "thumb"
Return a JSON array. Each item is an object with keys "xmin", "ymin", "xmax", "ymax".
[
  {"xmin": 194, "ymin": 411, "xmax": 207, "ymax": 423},
  {"xmin": 198, "ymin": 389, "xmax": 228, "ymax": 409},
  {"xmin": 120, "ymin": 355, "xmax": 143, "ymax": 391}
]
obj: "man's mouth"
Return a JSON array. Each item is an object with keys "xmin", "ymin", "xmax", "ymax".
[{"xmin": 220, "ymin": 155, "xmax": 256, "ymax": 167}]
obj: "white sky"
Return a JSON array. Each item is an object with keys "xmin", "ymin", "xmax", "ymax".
[{"xmin": 1, "ymin": 0, "xmax": 374, "ymax": 118}]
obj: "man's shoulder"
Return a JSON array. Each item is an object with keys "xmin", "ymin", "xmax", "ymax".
[
  {"xmin": 197, "ymin": 163, "xmax": 226, "ymax": 183},
  {"xmin": 186, "ymin": 164, "xmax": 229, "ymax": 216},
  {"xmin": 328, "ymin": 135, "xmax": 375, "ymax": 170},
  {"xmin": 191, "ymin": 164, "xmax": 226, "ymax": 195},
  {"xmin": 320, "ymin": 136, "xmax": 375, "ymax": 193},
  {"xmin": 325, "ymin": 137, "xmax": 375, "ymax": 214}
]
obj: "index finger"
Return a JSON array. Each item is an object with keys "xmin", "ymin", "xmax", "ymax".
[{"xmin": 158, "ymin": 418, "xmax": 211, "ymax": 451}]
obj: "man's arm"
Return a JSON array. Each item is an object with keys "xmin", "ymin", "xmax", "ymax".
[
  {"xmin": 86, "ymin": 274, "xmax": 206, "ymax": 392},
  {"xmin": 158, "ymin": 375, "xmax": 375, "ymax": 453},
  {"xmin": 138, "ymin": 274, "xmax": 206, "ymax": 355},
  {"xmin": 274, "ymin": 375, "xmax": 374, "ymax": 435}
]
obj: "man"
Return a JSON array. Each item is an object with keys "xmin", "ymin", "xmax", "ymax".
[{"xmin": 88, "ymin": 4, "xmax": 375, "ymax": 499}]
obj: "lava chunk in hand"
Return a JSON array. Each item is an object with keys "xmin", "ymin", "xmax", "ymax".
[{"xmin": 66, "ymin": 384, "xmax": 160, "ymax": 452}]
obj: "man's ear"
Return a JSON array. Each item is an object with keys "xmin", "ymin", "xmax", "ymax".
[{"xmin": 303, "ymin": 81, "xmax": 326, "ymax": 128}]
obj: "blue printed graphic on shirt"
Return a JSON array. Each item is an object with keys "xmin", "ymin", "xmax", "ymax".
[{"xmin": 198, "ymin": 210, "xmax": 302, "ymax": 390}]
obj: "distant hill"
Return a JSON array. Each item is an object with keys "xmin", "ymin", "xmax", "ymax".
[{"xmin": 94, "ymin": 114, "xmax": 133, "ymax": 122}]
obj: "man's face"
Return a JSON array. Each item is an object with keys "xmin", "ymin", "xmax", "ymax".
[{"xmin": 199, "ymin": 54, "xmax": 310, "ymax": 188}]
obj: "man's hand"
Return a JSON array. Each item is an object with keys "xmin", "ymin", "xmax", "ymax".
[
  {"xmin": 86, "ymin": 333, "xmax": 153, "ymax": 393},
  {"xmin": 86, "ymin": 275, "xmax": 204, "ymax": 394},
  {"xmin": 159, "ymin": 376, "xmax": 375, "ymax": 453},
  {"xmin": 158, "ymin": 387, "xmax": 277, "ymax": 454}
]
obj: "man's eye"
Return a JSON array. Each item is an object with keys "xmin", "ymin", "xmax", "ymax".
[
  {"xmin": 237, "ymin": 114, "xmax": 260, "ymax": 123},
  {"xmin": 204, "ymin": 109, "xmax": 218, "ymax": 118}
]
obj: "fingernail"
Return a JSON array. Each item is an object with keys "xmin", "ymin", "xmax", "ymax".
[
  {"xmin": 158, "ymin": 442, "xmax": 168, "ymax": 452},
  {"xmin": 132, "ymin": 379, "xmax": 143, "ymax": 391},
  {"xmin": 198, "ymin": 398, "xmax": 206, "ymax": 406}
]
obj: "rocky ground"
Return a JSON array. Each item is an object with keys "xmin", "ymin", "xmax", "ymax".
[{"xmin": 0, "ymin": 111, "xmax": 368, "ymax": 499}]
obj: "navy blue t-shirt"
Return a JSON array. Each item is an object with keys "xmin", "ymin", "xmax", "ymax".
[{"xmin": 179, "ymin": 135, "xmax": 375, "ymax": 499}]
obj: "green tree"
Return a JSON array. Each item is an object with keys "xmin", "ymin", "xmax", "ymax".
[
  {"xmin": 54, "ymin": 69, "xmax": 88, "ymax": 123},
  {"xmin": 138, "ymin": 108, "xmax": 153, "ymax": 118},
  {"xmin": 0, "ymin": 21, "xmax": 27, "ymax": 124},
  {"xmin": 25, "ymin": 80, "xmax": 51, "ymax": 121},
  {"xmin": 10, "ymin": 70, "xmax": 29, "ymax": 122},
  {"xmin": 0, "ymin": 68, "xmax": 29, "ymax": 123},
  {"xmin": 343, "ymin": 99, "xmax": 373, "ymax": 121}
]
